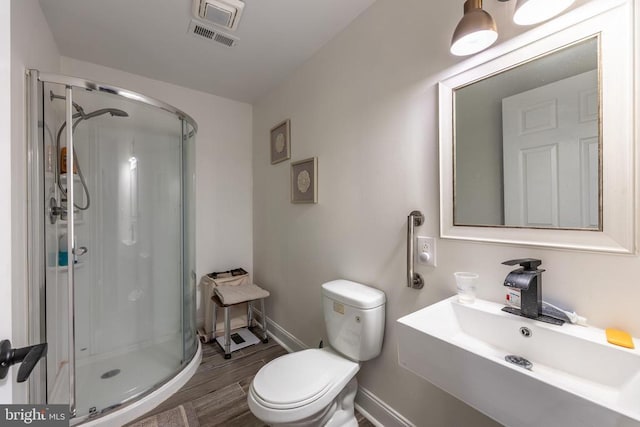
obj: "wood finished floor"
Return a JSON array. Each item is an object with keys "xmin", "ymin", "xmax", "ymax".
[{"xmin": 129, "ymin": 333, "xmax": 375, "ymax": 426}]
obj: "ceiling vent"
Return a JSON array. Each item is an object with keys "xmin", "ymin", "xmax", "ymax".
[
  {"xmin": 193, "ymin": 0, "xmax": 245, "ymax": 31},
  {"xmin": 189, "ymin": 19, "xmax": 238, "ymax": 48}
]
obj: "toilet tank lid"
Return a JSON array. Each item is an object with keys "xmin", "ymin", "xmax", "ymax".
[{"xmin": 322, "ymin": 280, "xmax": 386, "ymax": 309}]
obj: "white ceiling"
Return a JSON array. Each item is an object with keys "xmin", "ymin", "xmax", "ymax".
[{"xmin": 38, "ymin": 0, "xmax": 376, "ymax": 103}]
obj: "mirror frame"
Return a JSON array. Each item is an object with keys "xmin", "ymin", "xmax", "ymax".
[{"xmin": 438, "ymin": 0, "xmax": 636, "ymax": 254}]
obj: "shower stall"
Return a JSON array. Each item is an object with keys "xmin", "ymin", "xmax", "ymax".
[{"xmin": 26, "ymin": 70, "xmax": 200, "ymax": 425}]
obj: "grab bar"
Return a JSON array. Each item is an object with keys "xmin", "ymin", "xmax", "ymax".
[{"xmin": 407, "ymin": 210, "xmax": 424, "ymax": 289}]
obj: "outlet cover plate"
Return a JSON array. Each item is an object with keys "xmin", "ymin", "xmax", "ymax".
[{"xmin": 416, "ymin": 236, "xmax": 437, "ymax": 267}]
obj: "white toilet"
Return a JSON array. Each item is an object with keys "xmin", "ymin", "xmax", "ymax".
[{"xmin": 247, "ymin": 279, "xmax": 386, "ymax": 427}]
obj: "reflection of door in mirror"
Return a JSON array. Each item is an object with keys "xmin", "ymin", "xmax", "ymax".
[
  {"xmin": 502, "ymin": 70, "xmax": 599, "ymax": 229},
  {"xmin": 453, "ymin": 36, "xmax": 599, "ymax": 230}
]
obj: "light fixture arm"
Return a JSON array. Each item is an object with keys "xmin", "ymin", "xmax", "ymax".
[{"xmin": 464, "ymin": 0, "xmax": 484, "ymax": 12}]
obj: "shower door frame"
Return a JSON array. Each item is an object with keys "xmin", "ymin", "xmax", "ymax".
[{"xmin": 26, "ymin": 69, "xmax": 198, "ymax": 422}]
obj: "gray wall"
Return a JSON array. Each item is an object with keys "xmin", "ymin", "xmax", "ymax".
[{"xmin": 251, "ymin": 0, "xmax": 637, "ymax": 425}]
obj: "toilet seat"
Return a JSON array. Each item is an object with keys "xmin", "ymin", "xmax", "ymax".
[{"xmin": 248, "ymin": 348, "xmax": 359, "ymax": 424}]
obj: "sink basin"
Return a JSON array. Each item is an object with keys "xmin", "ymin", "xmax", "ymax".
[{"xmin": 397, "ymin": 296, "xmax": 640, "ymax": 427}]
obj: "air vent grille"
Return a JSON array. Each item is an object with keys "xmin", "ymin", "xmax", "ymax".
[
  {"xmin": 194, "ymin": 24, "xmax": 216, "ymax": 40},
  {"xmin": 213, "ymin": 33, "xmax": 235, "ymax": 47},
  {"xmin": 189, "ymin": 19, "xmax": 238, "ymax": 47}
]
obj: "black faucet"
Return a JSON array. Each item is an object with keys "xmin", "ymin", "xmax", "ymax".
[
  {"xmin": 502, "ymin": 258, "xmax": 543, "ymax": 318},
  {"xmin": 501, "ymin": 259, "xmax": 564, "ymax": 325}
]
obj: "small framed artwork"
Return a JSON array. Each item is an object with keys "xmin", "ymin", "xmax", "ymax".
[
  {"xmin": 291, "ymin": 157, "xmax": 317, "ymax": 204},
  {"xmin": 270, "ymin": 119, "xmax": 291, "ymax": 164}
]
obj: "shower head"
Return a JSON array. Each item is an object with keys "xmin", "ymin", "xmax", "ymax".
[
  {"xmin": 109, "ymin": 110, "xmax": 129, "ymax": 117},
  {"xmin": 50, "ymin": 92, "xmax": 129, "ymax": 120},
  {"xmin": 64, "ymin": 108, "xmax": 129, "ymax": 135},
  {"xmin": 83, "ymin": 108, "xmax": 129, "ymax": 119},
  {"xmin": 54, "ymin": 105, "xmax": 129, "ymax": 213}
]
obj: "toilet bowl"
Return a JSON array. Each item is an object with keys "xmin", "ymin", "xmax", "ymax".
[
  {"xmin": 248, "ymin": 348, "xmax": 359, "ymax": 426},
  {"xmin": 247, "ymin": 280, "xmax": 386, "ymax": 427}
]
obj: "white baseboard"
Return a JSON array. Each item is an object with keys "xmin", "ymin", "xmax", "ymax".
[
  {"xmin": 266, "ymin": 317, "xmax": 308, "ymax": 353},
  {"xmin": 253, "ymin": 309, "xmax": 412, "ymax": 427},
  {"xmin": 250, "ymin": 306, "xmax": 308, "ymax": 353},
  {"xmin": 355, "ymin": 387, "xmax": 415, "ymax": 427}
]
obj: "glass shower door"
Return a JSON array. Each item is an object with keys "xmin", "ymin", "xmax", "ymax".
[
  {"xmin": 42, "ymin": 81, "xmax": 73, "ymax": 410},
  {"xmin": 41, "ymin": 81, "xmax": 188, "ymax": 420},
  {"xmin": 182, "ymin": 120, "xmax": 197, "ymax": 363}
]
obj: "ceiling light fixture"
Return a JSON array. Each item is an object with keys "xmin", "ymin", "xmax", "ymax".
[{"xmin": 450, "ymin": 0, "xmax": 576, "ymax": 56}]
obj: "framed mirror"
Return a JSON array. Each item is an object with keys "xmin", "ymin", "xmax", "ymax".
[
  {"xmin": 455, "ymin": 36, "xmax": 600, "ymax": 230},
  {"xmin": 439, "ymin": 0, "xmax": 636, "ymax": 253}
]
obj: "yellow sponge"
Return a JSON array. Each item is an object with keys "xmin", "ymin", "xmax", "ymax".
[{"xmin": 606, "ymin": 328, "xmax": 635, "ymax": 349}]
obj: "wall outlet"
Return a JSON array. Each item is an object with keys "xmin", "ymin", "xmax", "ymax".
[{"xmin": 416, "ymin": 236, "xmax": 436, "ymax": 267}]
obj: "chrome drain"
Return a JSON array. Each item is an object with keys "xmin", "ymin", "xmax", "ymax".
[
  {"xmin": 519, "ymin": 327, "xmax": 532, "ymax": 338},
  {"xmin": 505, "ymin": 355, "xmax": 533, "ymax": 371},
  {"xmin": 101, "ymin": 369, "xmax": 121, "ymax": 379}
]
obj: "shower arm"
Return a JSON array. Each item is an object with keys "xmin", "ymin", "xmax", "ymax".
[{"xmin": 50, "ymin": 91, "xmax": 86, "ymax": 117}]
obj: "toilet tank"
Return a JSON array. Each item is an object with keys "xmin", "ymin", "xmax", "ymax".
[{"xmin": 322, "ymin": 280, "xmax": 386, "ymax": 362}]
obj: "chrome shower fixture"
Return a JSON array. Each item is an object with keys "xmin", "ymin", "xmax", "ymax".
[{"xmin": 50, "ymin": 91, "xmax": 129, "ymax": 214}]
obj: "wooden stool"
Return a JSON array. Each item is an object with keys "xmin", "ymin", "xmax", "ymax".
[{"xmin": 212, "ymin": 294, "xmax": 269, "ymax": 359}]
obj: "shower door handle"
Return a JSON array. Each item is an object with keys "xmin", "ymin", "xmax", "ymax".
[{"xmin": 0, "ymin": 340, "xmax": 48, "ymax": 383}]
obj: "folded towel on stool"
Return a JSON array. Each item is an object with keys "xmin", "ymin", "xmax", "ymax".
[{"xmin": 214, "ymin": 283, "xmax": 270, "ymax": 306}]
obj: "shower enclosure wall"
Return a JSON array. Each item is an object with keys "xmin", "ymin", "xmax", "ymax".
[{"xmin": 27, "ymin": 70, "xmax": 200, "ymax": 425}]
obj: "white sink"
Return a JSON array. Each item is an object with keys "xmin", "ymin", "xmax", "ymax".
[{"xmin": 397, "ymin": 297, "xmax": 640, "ymax": 427}]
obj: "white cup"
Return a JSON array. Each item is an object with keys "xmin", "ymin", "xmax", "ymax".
[{"xmin": 454, "ymin": 272, "xmax": 479, "ymax": 304}]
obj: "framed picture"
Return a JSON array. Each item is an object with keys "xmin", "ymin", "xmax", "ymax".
[
  {"xmin": 270, "ymin": 119, "xmax": 291, "ymax": 164},
  {"xmin": 291, "ymin": 157, "xmax": 317, "ymax": 204}
]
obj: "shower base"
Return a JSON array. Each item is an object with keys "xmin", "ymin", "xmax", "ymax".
[{"xmin": 71, "ymin": 339, "xmax": 201, "ymax": 426}]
